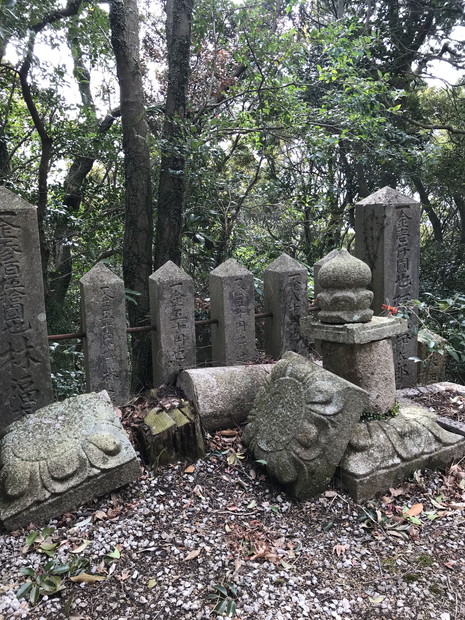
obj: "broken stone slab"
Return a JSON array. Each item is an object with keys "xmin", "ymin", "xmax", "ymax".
[
  {"xmin": 338, "ymin": 403, "xmax": 465, "ymax": 502},
  {"xmin": 0, "ymin": 393, "xmax": 140, "ymax": 531},
  {"xmin": 138, "ymin": 399, "xmax": 205, "ymax": 469},
  {"xmin": 301, "ymin": 315, "xmax": 407, "ymax": 345},
  {"xmin": 242, "ymin": 352, "xmax": 368, "ymax": 500},
  {"xmin": 177, "ymin": 364, "xmax": 274, "ymax": 431}
]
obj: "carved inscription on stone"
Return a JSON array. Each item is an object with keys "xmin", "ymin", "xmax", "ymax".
[
  {"xmin": 168, "ymin": 282, "xmax": 190, "ymax": 366},
  {"xmin": 392, "ymin": 208, "xmax": 418, "ymax": 387},
  {"xmin": 149, "ymin": 261, "xmax": 196, "ymax": 386},
  {"xmin": 0, "ymin": 189, "xmax": 53, "ymax": 429},
  {"xmin": 210, "ymin": 259, "xmax": 255, "ymax": 366},
  {"xmin": 80, "ymin": 263, "xmax": 129, "ymax": 404},
  {"xmin": 100, "ymin": 285, "xmax": 119, "ymax": 400},
  {"xmin": 264, "ymin": 254, "xmax": 308, "ymax": 358},
  {"xmin": 231, "ymin": 276, "xmax": 250, "ymax": 362}
]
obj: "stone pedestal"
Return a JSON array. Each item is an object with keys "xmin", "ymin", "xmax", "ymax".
[
  {"xmin": 338, "ymin": 403, "xmax": 465, "ymax": 502},
  {"xmin": 0, "ymin": 393, "xmax": 140, "ymax": 530},
  {"xmin": 302, "ymin": 316, "xmax": 407, "ymax": 416}
]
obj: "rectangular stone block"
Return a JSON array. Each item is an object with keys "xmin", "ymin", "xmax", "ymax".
[
  {"xmin": 80, "ymin": 263, "xmax": 129, "ymax": 404},
  {"xmin": 149, "ymin": 261, "xmax": 196, "ymax": 386},
  {"xmin": 355, "ymin": 187, "xmax": 421, "ymax": 387},
  {"xmin": 209, "ymin": 259, "xmax": 256, "ymax": 365},
  {"xmin": 264, "ymin": 253, "xmax": 308, "ymax": 358},
  {"xmin": 0, "ymin": 187, "xmax": 53, "ymax": 431}
]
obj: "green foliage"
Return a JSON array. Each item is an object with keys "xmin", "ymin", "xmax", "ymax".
[
  {"xmin": 17, "ymin": 527, "xmax": 90, "ymax": 608},
  {"xmin": 207, "ymin": 582, "xmax": 238, "ymax": 617}
]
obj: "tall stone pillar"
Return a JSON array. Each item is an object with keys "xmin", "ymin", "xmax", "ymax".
[
  {"xmin": 0, "ymin": 187, "xmax": 53, "ymax": 430},
  {"xmin": 80, "ymin": 263, "xmax": 129, "ymax": 404},
  {"xmin": 209, "ymin": 259, "xmax": 256, "ymax": 366},
  {"xmin": 263, "ymin": 253, "xmax": 308, "ymax": 358},
  {"xmin": 355, "ymin": 186, "xmax": 421, "ymax": 388}
]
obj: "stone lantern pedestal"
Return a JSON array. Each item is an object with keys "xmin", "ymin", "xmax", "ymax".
[{"xmin": 301, "ymin": 316, "xmax": 407, "ymax": 416}]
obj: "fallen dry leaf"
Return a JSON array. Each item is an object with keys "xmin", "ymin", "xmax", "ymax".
[
  {"xmin": 69, "ymin": 573, "xmax": 106, "ymax": 584},
  {"xmin": 184, "ymin": 465, "xmax": 195, "ymax": 474},
  {"xmin": 405, "ymin": 503, "xmax": 423, "ymax": 517},
  {"xmin": 183, "ymin": 549, "xmax": 201, "ymax": 561},
  {"xmin": 332, "ymin": 544, "xmax": 347, "ymax": 557}
]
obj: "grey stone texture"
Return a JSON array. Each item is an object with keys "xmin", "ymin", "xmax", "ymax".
[
  {"xmin": 149, "ymin": 261, "xmax": 196, "ymax": 386},
  {"xmin": 80, "ymin": 263, "xmax": 129, "ymax": 404},
  {"xmin": 177, "ymin": 364, "xmax": 274, "ymax": 431},
  {"xmin": 355, "ymin": 186, "xmax": 421, "ymax": 388},
  {"xmin": 321, "ymin": 339, "xmax": 396, "ymax": 416},
  {"xmin": 0, "ymin": 187, "xmax": 53, "ymax": 432},
  {"xmin": 209, "ymin": 259, "xmax": 256, "ymax": 365},
  {"xmin": 417, "ymin": 328, "xmax": 447, "ymax": 385},
  {"xmin": 313, "ymin": 249, "xmax": 340, "ymax": 299},
  {"xmin": 301, "ymin": 315, "xmax": 407, "ymax": 344},
  {"xmin": 316, "ymin": 249, "xmax": 374, "ymax": 324},
  {"xmin": 339, "ymin": 403, "xmax": 465, "ymax": 502},
  {"xmin": 263, "ymin": 253, "xmax": 308, "ymax": 358},
  {"xmin": 242, "ymin": 352, "xmax": 368, "ymax": 500},
  {"xmin": 0, "ymin": 392, "xmax": 140, "ymax": 530}
]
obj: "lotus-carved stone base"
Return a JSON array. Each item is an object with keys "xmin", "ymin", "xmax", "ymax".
[{"xmin": 0, "ymin": 393, "xmax": 140, "ymax": 530}]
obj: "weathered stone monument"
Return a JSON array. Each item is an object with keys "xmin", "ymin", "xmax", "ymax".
[
  {"xmin": 149, "ymin": 261, "xmax": 196, "ymax": 386},
  {"xmin": 209, "ymin": 259, "xmax": 256, "ymax": 365},
  {"xmin": 0, "ymin": 392, "xmax": 140, "ymax": 530},
  {"xmin": 0, "ymin": 187, "xmax": 53, "ymax": 430},
  {"xmin": 355, "ymin": 187, "xmax": 421, "ymax": 388},
  {"xmin": 243, "ymin": 352, "xmax": 368, "ymax": 499},
  {"xmin": 80, "ymin": 263, "xmax": 129, "ymax": 404},
  {"xmin": 263, "ymin": 253, "xmax": 308, "ymax": 358},
  {"xmin": 301, "ymin": 249, "xmax": 407, "ymax": 416}
]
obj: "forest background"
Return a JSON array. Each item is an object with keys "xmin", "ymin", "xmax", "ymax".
[{"xmin": 1, "ymin": 0, "xmax": 465, "ymax": 395}]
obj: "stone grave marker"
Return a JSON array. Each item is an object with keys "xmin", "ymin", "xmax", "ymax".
[
  {"xmin": 149, "ymin": 261, "xmax": 196, "ymax": 386},
  {"xmin": 0, "ymin": 187, "xmax": 53, "ymax": 431},
  {"xmin": 80, "ymin": 263, "xmax": 129, "ymax": 404},
  {"xmin": 263, "ymin": 253, "xmax": 308, "ymax": 358},
  {"xmin": 209, "ymin": 258, "xmax": 256, "ymax": 365},
  {"xmin": 355, "ymin": 186, "xmax": 421, "ymax": 387}
]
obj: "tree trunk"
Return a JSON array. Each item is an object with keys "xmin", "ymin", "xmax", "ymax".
[
  {"xmin": 154, "ymin": 0, "xmax": 194, "ymax": 270},
  {"xmin": 110, "ymin": 0, "xmax": 153, "ymax": 391},
  {"xmin": 412, "ymin": 176, "xmax": 443, "ymax": 244}
]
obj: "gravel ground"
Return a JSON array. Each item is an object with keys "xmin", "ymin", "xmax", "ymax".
[{"xmin": 1, "ymin": 389, "xmax": 465, "ymax": 620}]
